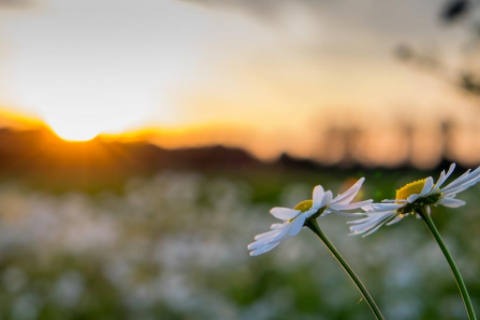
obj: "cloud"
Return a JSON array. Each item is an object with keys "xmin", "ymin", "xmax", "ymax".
[
  {"xmin": 178, "ymin": 0, "xmax": 289, "ymax": 17},
  {"xmin": 178, "ymin": 0, "xmax": 332, "ymax": 27},
  {"xmin": 0, "ymin": 0, "xmax": 34, "ymax": 9},
  {"xmin": 178, "ymin": 0, "xmax": 443, "ymax": 41}
]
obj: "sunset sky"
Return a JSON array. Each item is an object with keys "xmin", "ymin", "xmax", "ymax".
[{"xmin": 0, "ymin": 0, "xmax": 479, "ymax": 166}]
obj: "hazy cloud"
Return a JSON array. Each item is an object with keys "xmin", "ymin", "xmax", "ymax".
[
  {"xmin": 179, "ymin": 0, "xmax": 444, "ymax": 40},
  {"xmin": 179, "ymin": 0, "xmax": 294, "ymax": 18},
  {"xmin": 0, "ymin": 0, "xmax": 34, "ymax": 9}
]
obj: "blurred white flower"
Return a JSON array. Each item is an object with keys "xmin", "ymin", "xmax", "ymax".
[
  {"xmin": 53, "ymin": 271, "xmax": 85, "ymax": 307},
  {"xmin": 349, "ymin": 163, "xmax": 480, "ymax": 236},
  {"xmin": 248, "ymin": 178, "xmax": 371, "ymax": 256}
]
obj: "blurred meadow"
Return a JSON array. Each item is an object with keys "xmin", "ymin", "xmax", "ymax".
[
  {"xmin": 0, "ymin": 0, "xmax": 480, "ymax": 319},
  {"xmin": 0, "ymin": 167, "xmax": 479, "ymax": 320}
]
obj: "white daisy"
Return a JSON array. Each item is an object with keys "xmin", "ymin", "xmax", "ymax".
[
  {"xmin": 248, "ymin": 178, "xmax": 372, "ymax": 256},
  {"xmin": 349, "ymin": 163, "xmax": 480, "ymax": 237}
]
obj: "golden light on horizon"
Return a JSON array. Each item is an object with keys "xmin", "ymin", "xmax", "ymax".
[
  {"xmin": 41, "ymin": 98, "xmax": 148, "ymax": 142},
  {"xmin": 44, "ymin": 111, "xmax": 144, "ymax": 142},
  {"xmin": 47, "ymin": 118, "xmax": 100, "ymax": 142}
]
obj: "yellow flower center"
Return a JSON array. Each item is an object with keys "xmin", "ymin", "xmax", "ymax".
[
  {"xmin": 290, "ymin": 200, "xmax": 317, "ymax": 223},
  {"xmin": 294, "ymin": 200, "xmax": 313, "ymax": 212},
  {"xmin": 396, "ymin": 179, "xmax": 426, "ymax": 200}
]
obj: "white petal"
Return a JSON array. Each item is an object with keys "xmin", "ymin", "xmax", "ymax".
[
  {"xmin": 362, "ymin": 223, "xmax": 388, "ymax": 237},
  {"xmin": 440, "ymin": 168, "xmax": 479, "ymax": 194},
  {"xmin": 439, "ymin": 197, "xmax": 466, "ymax": 208},
  {"xmin": 434, "ymin": 171, "xmax": 446, "ymax": 191},
  {"xmin": 444, "ymin": 179, "xmax": 479, "ymax": 196},
  {"xmin": 331, "ymin": 177, "xmax": 365, "ymax": 205},
  {"xmin": 349, "ymin": 212, "xmax": 392, "ymax": 231},
  {"xmin": 330, "ymin": 199, "xmax": 372, "ymax": 211},
  {"xmin": 382, "ymin": 199, "xmax": 407, "ymax": 203},
  {"xmin": 434, "ymin": 163, "xmax": 456, "ymax": 190},
  {"xmin": 248, "ymin": 240, "xmax": 266, "ymax": 251},
  {"xmin": 321, "ymin": 208, "xmax": 333, "ymax": 216},
  {"xmin": 407, "ymin": 194, "xmax": 420, "ymax": 203},
  {"xmin": 250, "ymin": 228, "xmax": 289, "ymax": 248},
  {"xmin": 250, "ymin": 242, "xmax": 280, "ymax": 256},
  {"xmin": 347, "ymin": 214, "xmax": 377, "ymax": 224},
  {"xmin": 304, "ymin": 208, "xmax": 319, "ymax": 219},
  {"xmin": 312, "ymin": 185, "xmax": 325, "ymax": 209},
  {"xmin": 446, "ymin": 163, "xmax": 456, "ymax": 178},
  {"xmin": 289, "ymin": 214, "xmax": 306, "ymax": 236},
  {"xmin": 466, "ymin": 165, "xmax": 480, "ymax": 182},
  {"xmin": 255, "ymin": 242, "xmax": 280, "ymax": 255},
  {"xmin": 420, "ymin": 177, "xmax": 434, "ymax": 196},
  {"xmin": 349, "ymin": 218, "xmax": 384, "ymax": 232},
  {"xmin": 386, "ymin": 214, "xmax": 405, "ymax": 226},
  {"xmin": 254, "ymin": 228, "xmax": 284, "ymax": 241},
  {"xmin": 270, "ymin": 223, "xmax": 284, "ymax": 230},
  {"xmin": 348, "ymin": 211, "xmax": 398, "ymax": 236},
  {"xmin": 254, "ymin": 229, "xmax": 277, "ymax": 241},
  {"xmin": 320, "ymin": 190, "xmax": 333, "ymax": 207},
  {"xmin": 269, "ymin": 207, "xmax": 301, "ymax": 220},
  {"xmin": 365, "ymin": 212, "xmax": 398, "ymax": 231},
  {"xmin": 451, "ymin": 169, "xmax": 472, "ymax": 184},
  {"xmin": 372, "ymin": 203, "xmax": 405, "ymax": 211},
  {"xmin": 349, "ymin": 219, "xmax": 379, "ymax": 232},
  {"xmin": 265, "ymin": 228, "xmax": 290, "ymax": 244},
  {"xmin": 350, "ymin": 223, "xmax": 379, "ymax": 236},
  {"xmin": 249, "ymin": 232, "xmax": 283, "ymax": 250},
  {"xmin": 327, "ymin": 208, "xmax": 365, "ymax": 217},
  {"xmin": 361, "ymin": 203, "xmax": 375, "ymax": 211}
]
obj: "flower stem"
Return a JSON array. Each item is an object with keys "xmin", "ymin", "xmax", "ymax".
[
  {"xmin": 305, "ymin": 219, "xmax": 384, "ymax": 320},
  {"xmin": 418, "ymin": 207, "xmax": 477, "ymax": 320}
]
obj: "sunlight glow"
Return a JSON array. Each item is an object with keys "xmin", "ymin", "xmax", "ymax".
[
  {"xmin": 42, "ymin": 98, "xmax": 149, "ymax": 142},
  {"xmin": 47, "ymin": 115, "xmax": 101, "ymax": 141}
]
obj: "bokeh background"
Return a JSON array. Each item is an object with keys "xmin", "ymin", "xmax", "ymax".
[{"xmin": 0, "ymin": 0, "xmax": 479, "ymax": 319}]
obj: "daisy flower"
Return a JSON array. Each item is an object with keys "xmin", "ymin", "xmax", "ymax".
[
  {"xmin": 348, "ymin": 163, "xmax": 478, "ymax": 319},
  {"xmin": 349, "ymin": 163, "xmax": 480, "ymax": 237},
  {"xmin": 248, "ymin": 178, "xmax": 385, "ymax": 319},
  {"xmin": 248, "ymin": 177, "xmax": 372, "ymax": 256}
]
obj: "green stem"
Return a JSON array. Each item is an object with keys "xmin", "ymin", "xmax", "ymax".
[
  {"xmin": 418, "ymin": 207, "xmax": 477, "ymax": 320},
  {"xmin": 306, "ymin": 219, "xmax": 385, "ymax": 320}
]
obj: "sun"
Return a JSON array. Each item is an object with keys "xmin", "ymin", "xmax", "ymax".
[
  {"xmin": 45, "ymin": 113, "xmax": 104, "ymax": 142},
  {"xmin": 49, "ymin": 121, "xmax": 100, "ymax": 142},
  {"xmin": 42, "ymin": 103, "xmax": 148, "ymax": 142},
  {"xmin": 24, "ymin": 84, "xmax": 151, "ymax": 142}
]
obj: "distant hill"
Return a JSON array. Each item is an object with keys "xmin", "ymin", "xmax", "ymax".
[
  {"xmin": 0, "ymin": 127, "xmax": 271, "ymax": 175},
  {"xmin": 0, "ymin": 127, "xmax": 460, "ymax": 190}
]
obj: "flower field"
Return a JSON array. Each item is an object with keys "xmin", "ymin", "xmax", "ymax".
[{"xmin": 0, "ymin": 169, "xmax": 478, "ymax": 319}]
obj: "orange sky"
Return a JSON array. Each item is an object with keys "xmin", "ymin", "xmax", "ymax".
[{"xmin": 0, "ymin": 0, "xmax": 479, "ymax": 167}]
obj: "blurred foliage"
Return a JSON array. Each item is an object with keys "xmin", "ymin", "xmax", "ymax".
[
  {"xmin": 0, "ymin": 168, "xmax": 478, "ymax": 319},
  {"xmin": 441, "ymin": 0, "xmax": 470, "ymax": 23}
]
